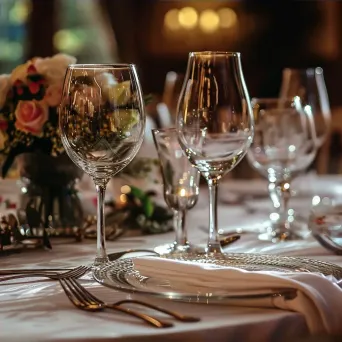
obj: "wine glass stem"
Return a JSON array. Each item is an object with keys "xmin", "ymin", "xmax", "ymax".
[
  {"xmin": 207, "ymin": 179, "xmax": 223, "ymax": 254},
  {"xmin": 94, "ymin": 180, "xmax": 109, "ymax": 267},
  {"xmin": 174, "ymin": 209, "xmax": 188, "ymax": 248},
  {"xmin": 271, "ymin": 179, "xmax": 292, "ymax": 228}
]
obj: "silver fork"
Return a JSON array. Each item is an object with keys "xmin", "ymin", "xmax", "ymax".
[
  {"xmin": 113, "ymin": 299, "xmax": 200, "ymax": 322},
  {"xmin": 63, "ymin": 276, "xmax": 199, "ymax": 322},
  {"xmin": 59, "ymin": 277, "xmax": 173, "ymax": 328},
  {"xmin": 0, "ymin": 266, "xmax": 90, "ymax": 282}
]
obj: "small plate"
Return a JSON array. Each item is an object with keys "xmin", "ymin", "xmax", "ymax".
[{"xmin": 93, "ymin": 253, "xmax": 342, "ymax": 302}]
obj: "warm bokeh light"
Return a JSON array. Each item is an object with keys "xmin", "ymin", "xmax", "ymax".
[
  {"xmin": 218, "ymin": 8, "xmax": 238, "ymax": 29},
  {"xmin": 120, "ymin": 185, "xmax": 131, "ymax": 194},
  {"xmin": 53, "ymin": 29, "xmax": 83, "ymax": 53},
  {"xmin": 119, "ymin": 194, "xmax": 127, "ymax": 204},
  {"xmin": 199, "ymin": 9, "xmax": 220, "ymax": 33},
  {"xmin": 178, "ymin": 7, "xmax": 198, "ymax": 29},
  {"xmin": 164, "ymin": 9, "xmax": 180, "ymax": 31}
]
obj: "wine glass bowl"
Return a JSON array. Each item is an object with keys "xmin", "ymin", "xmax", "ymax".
[
  {"xmin": 248, "ymin": 97, "xmax": 317, "ymax": 181},
  {"xmin": 177, "ymin": 51, "xmax": 254, "ymax": 254},
  {"xmin": 60, "ymin": 65, "xmax": 144, "ymax": 182},
  {"xmin": 59, "ymin": 64, "xmax": 145, "ymax": 266}
]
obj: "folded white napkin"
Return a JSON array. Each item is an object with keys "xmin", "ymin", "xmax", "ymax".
[{"xmin": 133, "ymin": 257, "xmax": 342, "ymax": 335}]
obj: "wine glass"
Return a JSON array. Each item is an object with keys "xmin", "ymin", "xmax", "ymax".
[
  {"xmin": 280, "ymin": 67, "xmax": 331, "ymax": 147},
  {"xmin": 176, "ymin": 51, "xmax": 254, "ymax": 254},
  {"xmin": 59, "ymin": 64, "xmax": 145, "ymax": 266},
  {"xmin": 152, "ymin": 128, "xmax": 200, "ymax": 255},
  {"xmin": 246, "ymin": 97, "xmax": 317, "ymax": 242}
]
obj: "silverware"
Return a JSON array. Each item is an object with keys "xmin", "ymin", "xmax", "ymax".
[
  {"xmin": 220, "ymin": 234, "xmax": 241, "ymax": 246},
  {"xmin": 0, "ymin": 268, "xmax": 74, "ymax": 274},
  {"xmin": 108, "ymin": 249, "xmax": 159, "ymax": 261},
  {"xmin": 113, "ymin": 299, "xmax": 200, "ymax": 322},
  {"xmin": 59, "ymin": 277, "xmax": 173, "ymax": 328},
  {"xmin": 0, "ymin": 266, "xmax": 89, "ymax": 282},
  {"xmin": 312, "ymin": 233, "xmax": 342, "ymax": 255}
]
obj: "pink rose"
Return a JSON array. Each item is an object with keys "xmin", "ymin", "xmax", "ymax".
[
  {"xmin": 44, "ymin": 84, "xmax": 62, "ymax": 107},
  {"xmin": 15, "ymin": 100, "xmax": 48, "ymax": 136}
]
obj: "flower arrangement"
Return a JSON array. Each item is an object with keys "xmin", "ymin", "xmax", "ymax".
[{"xmin": 0, "ymin": 53, "xmax": 76, "ymax": 178}]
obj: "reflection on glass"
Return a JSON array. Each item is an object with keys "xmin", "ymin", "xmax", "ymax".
[{"xmin": 280, "ymin": 67, "xmax": 331, "ymax": 147}]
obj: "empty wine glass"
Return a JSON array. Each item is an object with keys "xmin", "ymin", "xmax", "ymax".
[
  {"xmin": 280, "ymin": 67, "xmax": 331, "ymax": 147},
  {"xmin": 59, "ymin": 64, "xmax": 145, "ymax": 266},
  {"xmin": 152, "ymin": 128, "xmax": 200, "ymax": 255},
  {"xmin": 176, "ymin": 51, "xmax": 254, "ymax": 254},
  {"xmin": 246, "ymin": 97, "xmax": 317, "ymax": 242}
]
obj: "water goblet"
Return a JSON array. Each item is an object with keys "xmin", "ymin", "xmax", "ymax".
[
  {"xmin": 246, "ymin": 97, "xmax": 318, "ymax": 242},
  {"xmin": 59, "ymin": 64, "xmax": 145, "ymax": 266},
  {"xmin": 176, "ymin": 51, "xmax": 254, "ymax": 254},
  {"xmin": 152, "ymin": 128, "xmax": 200, "ymax": 255}
]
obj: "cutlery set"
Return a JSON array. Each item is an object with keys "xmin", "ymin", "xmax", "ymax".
[{"xmin": 0, "ymin": 249, "xmax": 201, "ymax": 328}]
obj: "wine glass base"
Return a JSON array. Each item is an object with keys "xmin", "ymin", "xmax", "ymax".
[
  {"xmin": 154, "ymin": 243, "xmax": 205, "ymax": 255},
  {"xmin": 258, "ymin": 219, "xmax": 311, "ymax": 243}
]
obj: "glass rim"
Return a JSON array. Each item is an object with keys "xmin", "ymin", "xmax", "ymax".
[
  {"xmin": 283, "ymin": 67, "xmax": 323, "ymax": 74},
  {"xmin": 252, "ymin": 97, "xmax": 297, "ymax": 102},
  {"xmin": 152, "ymin": 128, "xmax": 178, "ymax": 137},
  {"xmin": 251, "ymin": 97, "xmax": 300, "ymax": 105},
  {"xmin": 152, "ymin": 127, "xmax": 176, "ymax": 134},
  {"xmin": 67, "ymin": 63, "xmax": 136, "ymax": 70},
  {"xmin": 189, "ymin": 51, "xmax": 240, "ymax": 57}
]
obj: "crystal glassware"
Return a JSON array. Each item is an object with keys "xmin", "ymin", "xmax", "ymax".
[
  {"xmin": 280, "ymin": 67, "xmax": 331, "ymax": 147},
  {"xmin": 246, "ymin": 97, "xmax": 317, "ymax": 242},
  {"xmin": 152, "ymin": 128, "xmax": 200, "ymax": 255},
  {"xmin": 176, "ymin": 51, "xmax": 254, "ymax": 254},
  {"xmin": 59, "ymin": 64, "xmax": 145, "ymax": 266}
]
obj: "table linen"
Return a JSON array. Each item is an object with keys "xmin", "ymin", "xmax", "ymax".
[{"xmin": 1, "ymin": 175, "xmax": 342, "ymax": 342}]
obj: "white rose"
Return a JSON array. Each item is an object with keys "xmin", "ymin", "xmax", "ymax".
[
  {"xmin": 95, "ymin": 72, "xmax": 117, "ymax": 88},
  {"xmin": 0, "ymin": 74, "xmax": 11, "ymax": 109},
  {"xmin": 34, "ymin": 53, "xmax": 77, "ymax": 85}
]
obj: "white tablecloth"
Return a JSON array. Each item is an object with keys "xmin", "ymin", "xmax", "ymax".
[{"xmin": 1, "ymin": 176, "xmax": 342, "ymax": 342}]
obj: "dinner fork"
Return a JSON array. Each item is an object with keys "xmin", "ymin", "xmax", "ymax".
[
  {"xmin": 64, "ymin": 276, "xmax": 199, "ymax": 322},
  {"xmin": 59, "ymin": 277, "xmax": 173, "ymax": 328},
  {"xmin": 0, "ymin": 266, "xmax": 90, "ymax": 282}
]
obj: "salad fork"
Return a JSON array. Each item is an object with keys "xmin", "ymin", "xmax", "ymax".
[
  {"xmin": 0, "ymin": 266, "xmax": 90, "ymax": 282},
  {"xmin": 65, "ymin": 276, "xmax": 199, "ymax": 322},
  {"xmin": 59, "ymin": 277, "xmax": 173, "ymax": 328}
]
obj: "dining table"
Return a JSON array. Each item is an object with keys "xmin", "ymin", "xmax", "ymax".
[{"xmin": 1, "ymin": 175, "xmax": 342, "ymax": 342}]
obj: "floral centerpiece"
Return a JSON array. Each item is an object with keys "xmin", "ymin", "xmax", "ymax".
[{"xmin": 0, "ymin": 53, "xmax": 74, "ymax": 177}]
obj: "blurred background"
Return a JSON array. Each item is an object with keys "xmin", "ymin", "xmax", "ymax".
[{"xmin": 1, "ymin": 0, "xmax": 342, "ymax": 176}]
